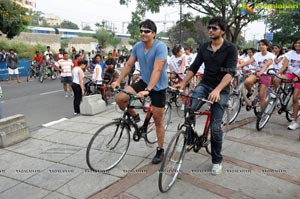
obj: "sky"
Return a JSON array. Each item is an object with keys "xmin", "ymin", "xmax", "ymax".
[{"xmin": 35, "ymin": 0, "xmax": 265, "ymax": 41}]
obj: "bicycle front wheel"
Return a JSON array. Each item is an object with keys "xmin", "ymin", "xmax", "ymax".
[
  {"xmin": 228, "ymin": 93, "xmax": 242, "ymax": 124},
  {"xmin": 256, "ymin": 97, "xmax": 277, "ymax": 131},
  {"xmin": 86, "ymin": 121, "xmax": 130, "ymax": 172},
  {"xmin": 158, "ymin": 130, "xmax": 186, "ymax": 193}
]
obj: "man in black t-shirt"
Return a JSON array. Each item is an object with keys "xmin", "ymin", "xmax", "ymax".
[
  {"xmin": 104, "ymin": 53, "xmax": 117, "ymax": 84},
  {"xmin": 177, "ymin": 16, "xmax": 237, "ymax": 176}
]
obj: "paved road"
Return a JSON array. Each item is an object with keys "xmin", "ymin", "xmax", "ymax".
[{"xmin": 1, "ymin": 77, "xmax": 75, "ymax": 131}]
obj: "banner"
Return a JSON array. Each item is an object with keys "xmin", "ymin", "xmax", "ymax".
[{"xmin": 0, "ymin": 59, "xmax": 31, "ymax": 80}]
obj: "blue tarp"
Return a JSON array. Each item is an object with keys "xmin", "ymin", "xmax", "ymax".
[{"xmin": 0, "ymin": 59, "xmax": 31, "ymax": 80}]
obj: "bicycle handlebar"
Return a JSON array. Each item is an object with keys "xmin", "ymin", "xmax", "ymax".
[
  {"xmin": 168, "ymin": 86, "xmax": 213, "ymax": 104},
  {"xmin": 266, "ymin": 68, "xmax": 300, "ymax": 83}
]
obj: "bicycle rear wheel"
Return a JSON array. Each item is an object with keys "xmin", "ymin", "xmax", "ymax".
[
  {"xmin": 27, "ymin": 68, "xmax": 33, "ymax": 82},
  {"xmin": 158, "ymin": 130, "xmax": 186, "ymax": 193},
  {"xmin": 86, "ymin": 121, "xmax": 130, "ymax": 172},
  {"xmin": 256, "ymin": 97, "xmax": 277, "ymax": 131},
  {"xmin": 146, "ymin": 103, "xmax": 172, "ymax": 144}
]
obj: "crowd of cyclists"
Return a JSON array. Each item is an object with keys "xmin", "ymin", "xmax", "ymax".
[{"xmin": 164, "ymin": 37, "xmax": 300, "ymax": 131}]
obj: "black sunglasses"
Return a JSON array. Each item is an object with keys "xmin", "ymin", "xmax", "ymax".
[
  {"xmin": 140, "ymin": 29, "xmax": 152, "ymax": 34},
  {"xmin": 207, "ymin": 25, "xmax": 219, "ymax": 31}
]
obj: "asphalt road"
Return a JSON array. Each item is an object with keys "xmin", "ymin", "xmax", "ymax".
[{"xmin": 1, "ymin": 76, "xmax": 75, "ymax": 131}]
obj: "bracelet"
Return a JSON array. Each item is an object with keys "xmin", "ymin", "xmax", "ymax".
[{"xmin": 145, "ymin": 88, "xmax": 151, "ymax": 92}]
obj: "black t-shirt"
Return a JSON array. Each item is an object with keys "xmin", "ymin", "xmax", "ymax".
[
  {"xmin": 189, "ymin": 40, "xmax": 237, "ymax": 93},
  {"xmin": 105, "ymin": 58, "xmax": 116, "ymax": 68}
]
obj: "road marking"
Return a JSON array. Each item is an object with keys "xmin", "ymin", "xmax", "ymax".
[
  {"xmin": 40, "ymin": 89, "xmax": 64, "ymax": 96},
  {"xmin": 42, "ymin": 118, "xmax": 68, "ymax": 127}
]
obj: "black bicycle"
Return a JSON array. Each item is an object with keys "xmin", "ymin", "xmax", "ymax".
[
  {"xmin": 86, "ymin": 89, "xmax": 172, "ymax": 172},
  {"xmin": 256, "ymin": 69, "xmax": 300, "ymax": 131}
]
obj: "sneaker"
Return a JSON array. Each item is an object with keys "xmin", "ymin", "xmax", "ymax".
[
  {"xmin": 152, "ymin": 147, "xmax": 164, "ymax": 164},
  {"xmin": 70, "ymin": 93, "xmax": 74, "ymax": 97},
  {"xmin": 270, "ymin": 92, "xmax": 277, "ymax": 99},
  {"xmin": 288, "ymin": 121, "xmax": 299, "ymax": 130},
  {"xmin": 65, "ymin": 92, "xmax": 69, "ymax": 98},
  {"xmin": 132, "ymin": 114, "xmax": 141, "ymax": 123},
  {"xmin": 211, "ymin": 163, "xmax": 222, "ymax": 175},
  {"xmin": 74, "ymin": 112, "xmax": 79, "ymax": 116}
]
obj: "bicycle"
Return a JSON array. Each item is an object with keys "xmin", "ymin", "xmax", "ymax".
[
  {"xmin": 84, "ymin": 79, "xmax": 115, "ymax": 105},
  {"xmin": 26, "ymin": 61, "xmax": 40, "ymax": 82},
  {"xmin": 158, "ymin": 89, "xmax": 229, "ymax": 193},
  {"xmin": 240, "ymin": 69, "xmax": 272, "ymax": 117},
  {"xmin": 39, "ymin": 64, "xmax": 56, "ymax": 83},
  {"xmin": 166, "ymin": 86, "xmax": 187, "ymax": 117},
  {"xmin": 256, "ymin": 69, "xmax": 300, "ymax": 131},
  {"xmin": 86, "ymin": 89, "xmax": 172, "ymax": 172}
]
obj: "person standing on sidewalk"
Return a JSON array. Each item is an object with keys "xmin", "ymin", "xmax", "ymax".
[
  {"xmin": 112, "ymin": 19, "xmax": 168, "ymax": 164},
  {"xmin": 55, "ymin": 52, "xmax": 74, "ymax": 98},
  {"xmin": 176, "ymin": 16, "xmax": 237, "ymax": 175},
  {"xmin": 6, "ymin": 49, "xmax": 21, "ymax": 83},
  {"xmin": 71, "ymin": 60, "xmax": 87, "ymax": 115}
]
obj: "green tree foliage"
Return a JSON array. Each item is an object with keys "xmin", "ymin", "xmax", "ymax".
[
  {"xmin": 0, "ymin": 0, "xmax": 30, "ymax": 39},
  {"xmin": 60, "ymin": 20, "xmax": 79, "ymax": 29},
  {"xmin": 120, "ymin": 0, "xmax": 267, "ymax": 44},
  {"xmin": 266, "ymin": 0, "xmax": 300, "ymax": 45},
  {"xmin": 82, "ymin": 25, "xmax": 92, "ymax": 31},
  {"xmin": 93, "ymin": 28, "xmax": 121, "ymax": 48}
]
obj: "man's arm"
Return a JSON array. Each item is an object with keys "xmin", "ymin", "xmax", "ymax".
[{"xmin": 146, "ymin": 59, "xmax": 165, "ymax": 91}]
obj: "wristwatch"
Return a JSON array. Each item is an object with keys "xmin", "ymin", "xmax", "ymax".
[{"xmin": 145, "ymin": 88, "xmax": 151, "ymax": 92}]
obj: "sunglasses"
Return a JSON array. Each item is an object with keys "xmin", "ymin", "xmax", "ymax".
[
  {"xmin": 207, "ymin": 25, "xmax": 219, "ymax": 31},
  {"xmin": 140, "ymin": 29, "xmax": 153, "ymax": 34}
]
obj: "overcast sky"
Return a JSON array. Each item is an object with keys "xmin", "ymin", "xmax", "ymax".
[{"xmin": 35, "ymin": 0, "xmax": 265, "ymax": 41}]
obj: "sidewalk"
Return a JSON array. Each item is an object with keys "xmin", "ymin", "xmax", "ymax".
[{"xmin": 0, "ymin": 105, "xmax": 300, "ymax": 199}]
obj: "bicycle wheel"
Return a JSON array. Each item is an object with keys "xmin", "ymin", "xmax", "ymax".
[
  {"xmin": 158, "ymin": 130, "xmax": 186, "ymax": 193},
  {"xmin": 39, "ymin": 70, "xmax": 44, "ymax": 83},
  {"xmin": 228, "ymin": 93, "xmax": 242, "ymax": 124},
  {"xmin": 256, "ymin": 97, "xmax": 277, "ymax": 131},
  {"xmin": 27, "ymin": 68, "xmax": 33, "ymax": 82},
  {"xmin": 86, "ymin": 121, "xmax": 130, "ymax": 172},
  {"xmin": 285, "ymin": 97, "xmax": 300, "ymax": 122},
  {"xmin": 146, "ymin": 103, "xmax": 172, "ymax": 144}
]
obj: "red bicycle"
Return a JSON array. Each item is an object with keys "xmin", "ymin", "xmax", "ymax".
[{"xmin": 158, "ymin": 89, "xmax": 229, "ymax": 193}]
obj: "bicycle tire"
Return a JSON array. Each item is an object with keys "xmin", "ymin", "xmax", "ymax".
[
  {"xmin": 285, "ymin": 97, "xmax": 300, "ymax": 122},
  {"xmin": 86, "ymin": 121, "xmax": 130, "ymax": 172},
  {"xmin": 39, "ymin": 71, "xmax": 44, "ymax": 83},
  {"xmin": 256, "ymin": 97, "xmax": 277, "ymax": 131},
  {"xmin": 27, "ymin": 68, "xmax": 33, "ymax": 82},
  {"xmin": 146, "ymin": 103, "xmax": 172, "ymax": 144},
  {"xmin": 228, "ymin": 93, "xmax": 242, "ymax": 124},
  {"xmin": 158, "ymin": 130, "xmax": 186, "ymax": 193}
]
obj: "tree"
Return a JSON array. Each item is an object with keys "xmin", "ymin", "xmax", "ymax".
[
  {"xmin": 120, "ymin": 0, "xmax": 269, "ymax": 44},
  {"xmin": 93, "ymin": 29, "xmax": 121, "ymax": 48},
  {"xmin": 0, "ymin": 0, "xmax": 30, "ymax": 39},
  {"xmin": 266, "ymin": 0, "xmax": 300, "ymax": 45},
  {"xmin": 82, "ymin": 25, "xmax": 92, "ymax": 31},
  {"xmin": 60, "ymin": 20, "xmax": 79, "ymax": 29}
]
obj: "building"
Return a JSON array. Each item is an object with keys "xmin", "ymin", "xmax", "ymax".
[
  {"xmin": 13, "ymin": 0, "xmax": 36, "ymax": 10},
  {"xmin": 44, "ymin": 14, "xmax": 62, "ymax": 26}
]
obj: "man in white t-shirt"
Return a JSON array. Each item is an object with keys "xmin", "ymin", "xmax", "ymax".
[
  {"xmin": 55, "ymin": 52, "xmax": 74, "ymax": 97},
  {"xmin": 44, "ymin": 46, "xmax": 53, "ymax": 62}
]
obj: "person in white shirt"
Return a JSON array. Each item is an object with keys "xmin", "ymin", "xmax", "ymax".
[
  {"xmin": 168, "ymin": 45, "xmax": 186, "ymax": 82},
  {"xmin": 184, "ymin": 46, "xmax": 195, "ymax": 71},
  {"xmin": 273, "ymin": 44, "xmax": 285, "ymax": 71},
  {"xmin": 238, "ymin": 39, "xmax": 275, "ymax": 109},
  {"xmin": 55, "ymin": 52, "xmax": 74, "ymax": 97},
  {"xmin": 274, "ymin": 38, "xmax": 300, "ymax": 130},
  {"xmin": 44, "ymin": 46, "xmax": 53, "ymax": 62},
  {"xmin": 71, "ymin": 60, "xmax": 87, "ymax": 115},
  {"xmin": 92, "ymin": 59, "xmax": 103, "ymax": 85}
]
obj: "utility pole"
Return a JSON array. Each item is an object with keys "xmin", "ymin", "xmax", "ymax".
[{"xmin": 179, "ymin": 0, "xmax": 183, "ymax": 44}]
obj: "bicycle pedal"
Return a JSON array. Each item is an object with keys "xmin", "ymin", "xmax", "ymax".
[{"xmin": 185, "ymin": 145, "xmax": 194, "ymax": 152}]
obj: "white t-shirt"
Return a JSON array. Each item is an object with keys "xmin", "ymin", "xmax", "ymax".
[
  {"xmin": 252, "ymin": 51, "xmax": 275, "ymax": 73},
  {"xmin": 242, "ymin": 55, "xmax": 256, "ymax": 71},
  {"xmin": 55, "ymin": 59, "xmax": 73, "ymax": 77},
  {"xmin": 169, "ymin": 55, "xmax": 185, "ymax": 79},
  {"xmin": 133, "ymin": 62, "xmax": 141, "ymax": 75},
  {"xmin": 285, "ymin": 50, "xmax": 300, "ymax": 74},
  {"xmin": 184, "ymin": 53, "xmax": 195, "ymax": 69},
  {"xmin": 72, "ymin": 67, "xmax": 84, "ymax": 85},
  {"xmin": 92, "ymin": 64, "xmax": 103, "ymax": 84},
  {"xmin": 273, "ymin": 54, "xmax": 285, "ymax": 70}
]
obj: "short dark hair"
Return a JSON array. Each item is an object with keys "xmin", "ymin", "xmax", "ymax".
[
  {"xmin": 63, "ymin": 52, "xmax": 68, "ymax": 56},
  {"xmin": 209, "ymin": 16, "xmax": 227, "ymax": 31},
  {"xmin": 78, "ymin": 60, "xmax": 88, "ymax": 66},
  {"xmin": 172, "ymin": 44, "xmax": 182, "ymax": 55},
  {"xmin": 47, "ymin": 46, "xmax": 50, "ymax": 48},
  {"xmin": 140, "ymin": 19, "xmax": 157, "ymax": 33},
  {"xmin": 259, "ymin": 39, "xmax": 270, "ymax": 47}
]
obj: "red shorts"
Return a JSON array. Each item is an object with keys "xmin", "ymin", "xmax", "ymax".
[
  {"xmin": 259, "ymin": 74, "xmax": 271, "ymax": 87},
  {"xmin": 286, "ymin": 73, "xmax": 300, "ymax": 89}
]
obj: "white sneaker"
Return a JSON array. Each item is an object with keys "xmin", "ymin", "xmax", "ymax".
[
  {"xmin": 211, "ymin": 163, "xmax": 222, "ymax": 175},
  {"xmin": 270, "ymin": 92, "xmax": 277, "ymax": 99},
  {"xmin": 65, "ymin": 92, "xmax": 69, "ymax": 98},
  {"xmin": 288, "ymin": 121, "xmax": 299, "ymax": 130}
]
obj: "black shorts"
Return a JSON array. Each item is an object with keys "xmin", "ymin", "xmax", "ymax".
[
  {"xmin": 61, "ymin": 76, "xmax": 72, "ymax": 84},
  {"xmin": 131, "ymin": 79, "xmax": 166, "ymax": 108}
]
